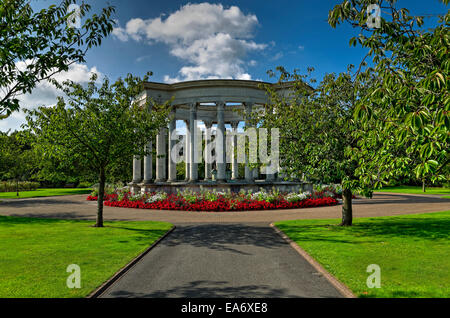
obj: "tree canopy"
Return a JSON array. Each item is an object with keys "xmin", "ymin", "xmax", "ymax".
[
  {"xmin": 25, "ymin": 73, "xmax": 170, "ymax": 226},
  {"xmin": 0, "ymin": 0, "xmax": 115, "ymax": 118},
  {"xmin": 259, "ymin": 0, "xmax": 448, "ymax": 225},
  {"xmin": 329, "ymin": 0, "xmax": 449, "ymax": 191},
  {"xmin": 0, "ymin": 130, "xmax": 36, "ymax": 181},
  {"xmin": 260, "ymin": 66, "xmax": 375, "ymax": 225}
]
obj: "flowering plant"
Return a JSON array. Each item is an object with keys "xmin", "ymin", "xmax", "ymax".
[
  {"xmin": 146, "ymin": 191, "xmax": 167, "ymax": 203},
  {"xmin": 314, "ymin": 184, "xmax": 343, "ymax": 196},
  {"xmin": 128, "ymin": 193, "xmax": 143, "ymax": 202},
  {"xmin": 178, "ymin": 189, "xmax": 198, "ymax": 204},
  {"xmin": 285, "ymin": 192, "xmax": 310, "ymax": 202},
  {"xmin": 88, "ymin": 187, "xmax": 338, "ymax": 212}
]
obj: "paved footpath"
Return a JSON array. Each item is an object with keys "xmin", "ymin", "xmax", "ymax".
[
  {"xmin": 0, "ymin": 192, "xmax": 449, "ymax": 224},
  {"xmin": 99, "ymin": 223, "xmax": 343, "ymax": 298},
  {"xmin": 1, "ymin": 192, "xmax": 448, "ymax": 298}
]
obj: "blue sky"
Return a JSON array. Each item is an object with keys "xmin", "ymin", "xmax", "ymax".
[
  {"xmin": 1, "ymin": 0, "xmax": 448, "ymax": 131},
  {"xmin": 77, "ymin": 0, "xmax": 448, "ymax": 82}
]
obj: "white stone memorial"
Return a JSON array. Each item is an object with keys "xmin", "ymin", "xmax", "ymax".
[{"xmin": 129, "ymin": 79, "xmax": 312, "ymax": 194}]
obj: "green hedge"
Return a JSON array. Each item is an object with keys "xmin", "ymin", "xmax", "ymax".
[{"xmin": 0, "ymin": 181, "xmax": 40, "ymax": 192}]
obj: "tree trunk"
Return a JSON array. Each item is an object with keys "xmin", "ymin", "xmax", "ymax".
[
  {"xmin": 16, "ymin": 179, "xmax": 19, "ymax": 197},
  {"xmin": 340, "ymin": 188, "xmax": 353, "ymax": 226},
  {"xmin": 95, "ymin": 167, "xmax": 106, "ymax": 227},
  {"xmin": 422, "ymin": 180, "xmax": 426, "ymax": 193}
]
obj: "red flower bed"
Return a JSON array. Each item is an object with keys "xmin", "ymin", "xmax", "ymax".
[
  {"xmin": 87, "ymin": 192, "xmax": 338, "ymax": 212},
  {"xmin": 87, "ymin": 194, "xmax": 116, "ymax": 201}
]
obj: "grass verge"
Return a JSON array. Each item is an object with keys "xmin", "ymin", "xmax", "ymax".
[
  {"xmin": 374, "ymin": 185, "xmax": 450, "ymax": 196},
  {"xmin": 0, "ymin": 216, "xmax": 173, "ymax": 297},
  {"xmin": 275, "ymin": 211, "xmax": 450, "ymax": 298},
  {"xmin": 0, "ymin": 188, "xmax": 92, "ymax": 199}
]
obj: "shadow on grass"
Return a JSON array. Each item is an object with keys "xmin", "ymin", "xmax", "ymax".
[
  {"xmin": 0, "ymin": 216, "xmax": 170, "ymax": 237},
  {"xmin": 350, "ymin": 217, "xmax": 450, "ymax": 240},
  {"xmin": 278, "ymin": 216, "xmax": 450, "ymax": 244},
  {"xmin": 106, "ymin": 225, "xmax": 170, "ymax": 243},
  {"xmin": 0, "ymin": 198, "xmax": 85, "ymax": 208},
  {"xmin": 0, "ymin": 188, "xmax": 92, "ymax": 199},
  {"xmin": 354, "ymin": 193, "xmax": 450, "ymax": 205},
  {"xmin": 0, "ymin": 215, "xmax": 66, "ymax": 225}
]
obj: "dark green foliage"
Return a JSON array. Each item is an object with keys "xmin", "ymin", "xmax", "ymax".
[
  {"xmin": 0, "ymin": 0, "xmax": 115, "ymax": 117},
  {"xmin": 328, "ymin": 0, "xmax": 449, "ymax": 190},
  {"xmin": 260, "ymin": 66, "xmax": 374, "ymax": 225},
  {"xmin": 25, "ymin": 73, "xmax": 170, "ymax": 226}
]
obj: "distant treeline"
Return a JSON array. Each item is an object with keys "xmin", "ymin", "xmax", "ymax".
[{"xmin": 0, "ymin": 181, "xmax": 39, "ymax": 192}]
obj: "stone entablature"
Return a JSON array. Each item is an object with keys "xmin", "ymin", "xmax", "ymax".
[{"xmin": 143, "ymin": 79, "xmax": 272, "ymax": 107}]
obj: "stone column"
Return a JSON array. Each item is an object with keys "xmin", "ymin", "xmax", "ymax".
[
  {"xmin": 253, "ymin": 167, "xmax": 259, "ymax": 180},
  {"xmin": 132, "ymin": 155, "xmax": 142, "ymax": 183},
  {"xmin": 231, "ymin": 122, "xmax": 239, "ymax": 180},
  {"xmin": 143, "ymin": 141, "xmax": 153, "ymax": 184},
  {"xmin": 266, "ymin": 161, "xmax": 276, "ymax": 182},
  {"xmin": 216, "ymin": 101, "xmax": 226, "ymax": 182},
  {"xmin": 155, "ymin": 127, "xmax": 167, "ymax": 182},
  {"xmin": 184, "ymin": 120, "xmax": 190, "ymax": 181},
  {"xmin": 189, "ymin": 103, "xmax": 198, "ymax": 182},
  {"xmin": 167, "ymin": 116, "xmax": 177, "ymax": 182},
  {"xmin": 244, "ymin": 102, "xmax": 254, "ymax": 183},
  {"xmin": 204, "ymin": 121, "xmax": 213, "ymax": 181}
]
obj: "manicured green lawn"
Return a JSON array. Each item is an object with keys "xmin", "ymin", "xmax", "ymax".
[
  {"xmin": 375, "ymin": 185, "xmax": 450, "ymax": 197},
  {"xmin": 0, "ymin": 188, "xmax": 92, "ymax": 199},
  {"xmin": 0, "ymin": 216, "xmax": 173, "ymax": 298},
  {"xmin": 275, "ymin": 211, "xmax": 450, "ymax": 298}
]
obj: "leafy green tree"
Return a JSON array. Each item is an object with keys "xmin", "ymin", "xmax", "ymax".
[
  {"xmin": 260, "ymin": 66, "xmax": 375, "ymax": 225},
  {"xmin": 26, "ymin": 73, "xmax": 170, "ymax": 227},
  {"xmin": 0, "ymin": 132, "xmax": 13, "ymax": 179},
  {"xmin": 106, "ymin": 153, "xmax": 133, "ymax": 184},
  {"xmin": 328, "ymin": 0, "xmax": 449, "ymax": 192},
  {"xmin": 0, "ymin": 0, "xmax": 115, "ymax": 118},
  {"xmin": 0, "ymin": 130, "xmax": 38, "ymax": 195},
  {"xmin": 33, "ymin": 146, "xmax": 96, "ymax": 187}
]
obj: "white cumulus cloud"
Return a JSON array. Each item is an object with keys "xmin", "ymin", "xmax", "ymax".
[
  {"xmin": 0, "ymin": 62, "xmax": 101, "ymax": 132},
  {"xmin": 113, "ymin": 2, "xmax": 266, "ymax": 82}
]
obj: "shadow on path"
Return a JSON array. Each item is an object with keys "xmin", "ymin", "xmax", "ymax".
[
  {"xmin": 161, "ymin": 224, "xmax": 288, "ymax": 255},
  {"xmin": 108, "ymin": 280, "xmax": 300, "ymax": 298},
  {"xmin": 100, "ymin": 223, "xmax": 344, "ymax": 298}
]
